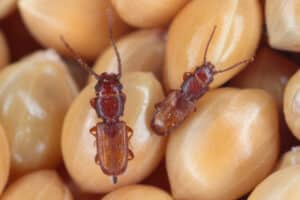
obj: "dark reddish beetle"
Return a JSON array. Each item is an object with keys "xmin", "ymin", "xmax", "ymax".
[
  {"xmin": 61, "ymin": 13, "xmax": 133, "ymax": 184},
  {"xmin": 151, "ymin": 26, "xmax": 254, "ymax": 136}
]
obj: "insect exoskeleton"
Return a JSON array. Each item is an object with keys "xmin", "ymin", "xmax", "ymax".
[
  {"xmin": 151, "ymin": 26, "xmax": 254, "ymax": 136},
  {"xmin": 61, "ymin": 10, "xmax": 133, "ymax": 184}
]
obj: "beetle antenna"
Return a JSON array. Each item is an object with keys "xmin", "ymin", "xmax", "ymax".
[
  {"xmin": 106, "ymin": 9, "xmax": 122, "ymax": 78},
  {"xmin": 213, "ymin": 57, "xmax": 254, "ymax": 74},
  {"xmin": 60, "ymin": 36, "xmax": 100, "ymax": 79},
  {"xmin": 203, "ymin": 26, "xmax": 217, "ymax": 64}
]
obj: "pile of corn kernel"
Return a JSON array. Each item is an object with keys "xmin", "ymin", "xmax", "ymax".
[{"xmin": 0, "ymin": 0, "xmax": 299, "ymax": 200}]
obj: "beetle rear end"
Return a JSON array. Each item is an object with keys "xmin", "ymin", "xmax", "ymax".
[{"xmin": 95, "ymin": 122, "xmax": 129, "ymax": 183}]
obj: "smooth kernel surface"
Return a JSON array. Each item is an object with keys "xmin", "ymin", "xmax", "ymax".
[
  {"xmin": 90, "ymin": 29, "xmax": 166, "ymax": 83},
  {"xmin": 230, "ymin": 47, "xmax": 298, "ymax": 152},
  {"xmin": 0, "ymin": 31, "xmax": 10, "ymax": 69},
  {"xmin": 230, "ymin": 47, "xmax": 298, "ymax": 108},
  {"xmin": 111, "ymin": 0, "xmax": 190, "ymax": 28},
  {"xmin": 277, "ymin": 146, "xmax": 300, "ymax": 170},
  {"xmin": 266, "ymin": 0, "xmax": 300, "ymax": 51},
  {"xmin": 0, "ymin": 50, "xmax": 78, "ymax": 178},
  {"xmin": 248, "ymin": 166, "xmax": 300, "ymax": 200},
  {"xmin": 62, "ymin": 72, "xmax": 166, "ymax": 193},
  {"xmin": 0, "ymin": 123, "xmax": 10, "ymax": 195},
  {"xmin": 0, "ymin": 0, "xmax": 16, "ymax": 19},
  {"xmin": 102, "ymin": 184, "xmax": 173, "ymax": 200},
  {"xmin": 165, "ymin": 0, "xmax": 262, "ymax": 90},
  {"xmin": 18, "ymin": 0, "xmax": 130, "ymax": 60},
  {"xmin": 167, "ymin": 88, "xmax": 279, "ymax": 200},
  {"xmin": 284, "ymin": 70, "xmax": 300, "ymax": 140},
  {"xmin": 1, "ymin": 170, "xmax": 73, "ymax": 200}
]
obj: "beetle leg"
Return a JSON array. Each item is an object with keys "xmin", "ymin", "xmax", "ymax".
[
  {"xmin": 89, "ymin": 126, "xmax": 97, "ymax": 136},
  {"xmin": 128, "ymin": 149, "xmax": 134, "ymax": 161},
  {"xmin": 155, "ymin": 102, "xmax": 162, "ymax": 109},
  {"xmin": 94, "ymin": 154, "xmax": 100, "ymax": 165},
  {"xmin": 127, "ymin": 126, "xmax": 134, "ymax": 148},
  {"xmin": 121, "ymin": 92, "xmax": 126, "ymax": 102},
  {"xmin": 191, "ymin": 101, "xmax": 197, "ymax": 112},
  {"xmin": 183, "ymin": 72, "xmax": 192, "ymax": 80},
  {"xmin": 90, "ymin": 98, "xmax": 97, "ymax": 109},
  {"xmin": 126, "ymin": 126, "xmax": 133, "ymax": 140},
  {"xmin": 188, "ymin": 102, "xmax": 197, "ymax": 112},
  {"xmin": 185, "ymin": 99, "xmax": 196, "ymax": 112}
]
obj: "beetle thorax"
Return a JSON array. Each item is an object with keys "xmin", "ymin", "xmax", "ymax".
[
  {"xmin": 181, "ymin": 63, "xmax": 214, "ymax": 101},
  {"xmin": 94, "ymin": 73, "xmax": 125, "ymax": 122},
  {"xmin": 194, "ymin": 63, "xmax": 214, "ymax": 84}
]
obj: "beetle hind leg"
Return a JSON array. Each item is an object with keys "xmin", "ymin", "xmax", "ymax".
[
  {"xmin": 89, "ymin": 126, "xmax": 97, "ymax": 136},
  {"xmin": 126, "ymin": 126, "xmax": 133, "ymax": 140},
  {"xmin": 128, "ymin": 149, "xmax": 134, "ymax": 161},
  {"xmin": 94, "ymin": 154, "xmax": 100, "ymax": 165},
  {"xmin": 90, "ymin": 98, "xmax": 97, "ymax": 109},
  {"xmin": 183, "ymin": 72, "xmax": 192, "ymax": 80},
  {"xmin": 154, "ymin": 102, "xmax": 162, "ymax": 109}
]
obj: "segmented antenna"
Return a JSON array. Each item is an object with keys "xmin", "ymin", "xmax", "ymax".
[
  {"xmin": 203, "ymin": 26, "xmax": 217, "ymax": 64},
  {"xmin": 213, "ymin": 57, "xmax": 254, "ymax": 74},
  {"xmin": 106, "ymin": 9, "xmax": 122, "ymax": 78},
  {"xmin": 60, "ymin": 36, "xmax": 100, "ymax": 79}
]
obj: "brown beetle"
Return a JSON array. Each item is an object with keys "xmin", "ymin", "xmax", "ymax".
[
  {"xmin": 61, "ymin": 12, "xmax": 133, "ymax": 184},
  {"xmin": 151, "ymin": 26, "xmax": 253, "ymax": 136}
]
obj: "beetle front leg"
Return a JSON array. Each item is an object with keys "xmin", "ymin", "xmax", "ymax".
[
  {"xmin": 126, "ymin": 126, "xmax": 133, "ymax": 140},
  {"xmin": 154, "ymin": 102, "xmax": 162, "ymax": 109},
  {"xmin": 89, "ymin": 126, "xmax": 97, "ymax": 136},
  {"xmin": 94, "ymin": 153, "xmax": 100, "ymax": 165},
  {"xmin": 128, "ymin": 149, "xmax": 134, "ymax": 161},
  {"xmin": 183, "ymin": 72, "xmax": 192, "ymax": 80},
  {"xmin": 90, "ymin": 98, "xmax": 97, "ymax": 109}
]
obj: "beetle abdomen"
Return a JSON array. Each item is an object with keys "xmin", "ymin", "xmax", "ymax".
[
  {"xmin": 96, "ymin": 94, "xmax": 124, "ymax": 121},
  {"xmin": 151, "ymin": 91, "xmax": 195, "ymax": 135},
  {"xmin": 96, "ymin": 122, "xmax": 128, "ymax": 176}
]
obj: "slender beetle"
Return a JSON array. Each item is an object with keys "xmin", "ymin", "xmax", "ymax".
[
  {"xmin": 61, "ymin": 12, "xmax": 133, "ymax": 184},
  {"xmin": 151, "ymin": 26, "xmax": 254, "ymax": 136}
]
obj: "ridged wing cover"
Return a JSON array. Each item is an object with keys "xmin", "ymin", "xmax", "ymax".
[{"xmin": 96, "ymin": 122, "xmax": 128, "ymax": 176}]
